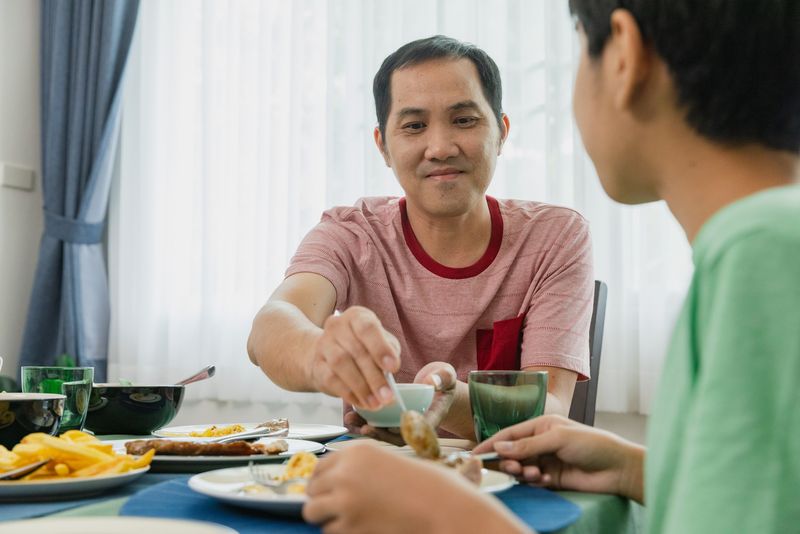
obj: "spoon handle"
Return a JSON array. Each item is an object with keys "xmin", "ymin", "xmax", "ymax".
[
  {"xmin": 176, "ymin": 365, "xmax": 216, "ymax": 386},
  {"xmin": 384, "ymin": 372, "xmax": 408, "ymax": 412}
]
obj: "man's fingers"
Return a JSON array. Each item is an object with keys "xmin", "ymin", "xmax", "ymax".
[
  {"xmin": 349, "ymin": 312, "xmax": 399, "ymax": 372},
  {"xmin": 325, "ymin": 343, "xmax": 377, "ymax": 408},
  {"xmin": 362, "ymin": 426, "xmax": 406, "ymax": 447},
  {"xmin": 334, "ymin": 327, "xmax": 390, "ymax": 406}
]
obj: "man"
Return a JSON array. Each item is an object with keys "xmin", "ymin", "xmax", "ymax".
[
  {"xmin": 247, "ymin": 36, "xmax": 593, "ymax": 439},
  {"xmin": 302, "ymin": 1, "xmax": 800, "ymax": 533}
]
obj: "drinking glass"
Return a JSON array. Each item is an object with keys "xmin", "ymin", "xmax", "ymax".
[
  {"xmin": 468, "ymin": 370, "xmax": 548, "ymax": 442},
  {"xmin": 21, "ymin": 366, "xmax": 94, "ymax": 432}
]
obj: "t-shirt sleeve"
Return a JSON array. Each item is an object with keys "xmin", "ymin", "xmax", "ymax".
[
  {"xmin": 285, "ymin": 212, "xmax": 362, "ymax": 311},
  {"xmin": 660, "ymin": 232, "xmax": 800, "ymax": 533},
  {"xmin": 520, "ymin": 214, "xmax": 594, "ymax": 379}
]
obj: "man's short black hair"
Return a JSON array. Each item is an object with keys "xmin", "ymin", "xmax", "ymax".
[
  {"xmin": 373, "ymin": 35, "xmax": 504, "ymax": 141},
  {"xmin": 569, "ymin": 0, "xmax": 800, "ymax": 153}
]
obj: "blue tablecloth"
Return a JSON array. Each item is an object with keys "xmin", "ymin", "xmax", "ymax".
[
  {"xmin": 0, "ymin": 474, "xmax": 182, "ymax": 522},
  {"xmin": 119, "ymin": 478, "xmax": 581, "ymax": 533}
]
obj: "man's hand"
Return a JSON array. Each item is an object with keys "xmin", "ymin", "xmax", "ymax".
[
  {"xmin": 344, "ymin": 362, "xmax": 458, "ymax": 445},
  {"xmin": 310, "ymin": 306, "xmax": 401, "ymax": 410},
  {"xmin": 472, "ymin": 415, "xmax": 645, "ymax": 503}
]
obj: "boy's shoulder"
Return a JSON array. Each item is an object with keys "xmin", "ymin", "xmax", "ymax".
[{"xmin": 695, "ymin": 184, "xmax": 800, "ymax": 266}]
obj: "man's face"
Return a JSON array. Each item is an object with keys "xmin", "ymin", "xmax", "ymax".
[{"xmin": 376, "ymin": 58, "xmax": 508, "ymax": 218}]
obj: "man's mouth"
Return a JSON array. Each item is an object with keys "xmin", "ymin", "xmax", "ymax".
[{"xmin": 425, "ymin": 168, "xmax": 463, "ymax": 181}]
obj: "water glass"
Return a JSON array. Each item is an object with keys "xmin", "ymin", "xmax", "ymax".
[
  {"xmin": 21, "ymin": 366, "xmax": 94, "ymax": 432},
  {"xmin": 468, "ymin": 370, "xmax": 548, "ymax": 442}
]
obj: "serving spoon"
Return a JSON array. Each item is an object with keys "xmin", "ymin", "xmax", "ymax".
[{"xmin": 175, "ymin": 365, "xmax": 216, "ymax": 386}]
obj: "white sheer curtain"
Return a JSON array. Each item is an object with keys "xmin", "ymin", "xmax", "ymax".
[{"xmin": 109, "ymin": 0, "xmax": 692, "ymax": 414}]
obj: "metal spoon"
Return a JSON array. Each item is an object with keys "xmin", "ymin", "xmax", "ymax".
[
  {"xmin": 175, "ymin": 365, "xmax": 216, "ymax": 386},
  {"xmin": 0, "ymin": 459, "xmax": 50, "ymax": 481}
]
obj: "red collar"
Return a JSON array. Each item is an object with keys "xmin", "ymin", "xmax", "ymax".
[{"xmin": 399, "ymin": 196, "xmax": 503, "ymax": 279}]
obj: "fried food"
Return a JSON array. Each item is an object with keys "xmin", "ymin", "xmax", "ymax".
[
  {"xmin": 242, "ymin": 451, "xmax": 318, "ymax": 496},
  {"xmin": 256, "ymin": 418, "xmax": 289, "ymax": 433},
  {"xmin": 281, "ymin": 451, "xmax": 317, "ymax": 480},
  {"xmin": 188, "ymin": 424, "xmax": 246, "ymax": 437},
  {"xmin": 398, "ymin": 411, "xmax": 483, "ymax": 485},
  {"xmin": 0, "ymin": 430, "xmax": 154, "ymax": 481},
  {"xmin": 400, "ymin": 410, "xmax": 440, "ymax": 460},
  {"xmin": 124, "ymin": 438, "xmax": 289, "ymax": 456}
]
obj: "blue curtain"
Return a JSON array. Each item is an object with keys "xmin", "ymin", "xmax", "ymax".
[{"xmin": 20, "ymin": 0, "xmax": 140, "ymax": 381}]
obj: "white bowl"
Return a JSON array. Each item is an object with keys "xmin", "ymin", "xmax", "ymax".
[{"xmin": 353, "ymin": 383, "xmax": 434, "ymax": 427}]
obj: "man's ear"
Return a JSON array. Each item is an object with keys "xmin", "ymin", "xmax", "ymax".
[
  {"xmin": 607, "ymin": 8, "xmax": 651, "ymax": 110},
  {"xmin": 374, "ymin": 127, "xmax": 391, "ymax": 167},
  {"xmin": 497, "ymin": 114, "xmax": 510, "ymax": 155}
]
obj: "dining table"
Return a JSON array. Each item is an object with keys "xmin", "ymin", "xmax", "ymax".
[{"xmin": 1, "ymin": 433, "xmax": 644, "ymax": 534}]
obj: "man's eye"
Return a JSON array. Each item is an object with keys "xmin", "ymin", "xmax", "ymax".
[
  {"xmin": 454, "ymin": 117, "xmax": 478, "ymax": 127},
  {"xmin": 403, "ymin": 122, "xmax": 426, "ymax": 131}
]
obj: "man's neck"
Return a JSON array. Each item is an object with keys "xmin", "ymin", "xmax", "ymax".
[
  {"xmin": 653, "ymin": 133, "xmax": 799, "ymax": 243},
  {"xmin": 404, "ymin": 197, "xmax": 493, "ymax": 267}
]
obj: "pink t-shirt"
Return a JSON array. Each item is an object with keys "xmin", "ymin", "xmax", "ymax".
[{"xmin": 286, "ymin": 196, "xmax": 593, "ymax": 383}]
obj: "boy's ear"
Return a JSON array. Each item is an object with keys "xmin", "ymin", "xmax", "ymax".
[
  {"xmin": 607, "ymin": 8, "xmax": 652, "ymax": 110},
  {"xmin": 374, "ymin": 127, "xmax": 391, "ymax": 167}
]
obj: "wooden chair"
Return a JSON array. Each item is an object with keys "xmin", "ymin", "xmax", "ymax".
[{"xmin": 568, "ymin": 280, "xmax": 608, "ymax": 426}]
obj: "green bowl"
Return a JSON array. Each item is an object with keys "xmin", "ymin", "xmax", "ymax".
[
  {"xmin": 83, "ymin": 384, "xmax": 185, "ymax": 435},
  {"xmin": 353, "ymin": 383, "xmax": 434, "ymax": 427},
  {"xmin": 0, "ymin": 393, "xmax": 65, "ymax": 448}
]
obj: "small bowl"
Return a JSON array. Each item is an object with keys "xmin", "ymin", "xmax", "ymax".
[
  {"xmin": 353, "ymin": 384, "xmax": 434, "ymax": 427},
  {"xmin": 83, "ymin": 384, "xmax": 185, "ymax": 436},
  {"xmin": 0, "ymin": 393, "xmax": 65, "ymax": 448}
]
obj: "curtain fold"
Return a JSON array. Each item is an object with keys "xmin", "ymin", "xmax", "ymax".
[{"xmin": 19, "ymin": 0, "xmax": 140, "ymax": 381}]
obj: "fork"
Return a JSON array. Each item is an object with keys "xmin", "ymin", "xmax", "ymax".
[
  {"xmin": 248, "ymin": 461, "xmax": 306, "ymax": 495},
  {"xmin": 211, "ymin": 427, "xmax": 289, "ymax": 444},
  {"xmin": 0, "ymin": 459, "xmax": 50, "ymax": 481}
]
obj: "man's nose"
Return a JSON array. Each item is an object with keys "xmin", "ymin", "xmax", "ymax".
[{"xmin": 423, "ymin": 126, "xmax": 459, "ymax": 161}]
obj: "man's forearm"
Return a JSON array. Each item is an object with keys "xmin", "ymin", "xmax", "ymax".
[
  {"xmin": 247, "ymin": 301, "xmax": 322, "ymax": 391},
  {"xmin": 438, "ymin": 381, "xmax": 477, "ymax": 440},
  {"xmin": 543, "ymin": 391, "xmax": 570, "ymax": 416}
]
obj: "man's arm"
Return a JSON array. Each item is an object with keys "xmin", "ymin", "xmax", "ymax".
[
  {"xmin": 526, "ymin": 365, "xmax": 577, "ymax": 417},
  {"xmin": 247, "ymin": 272, "xmax": 336, "ymax": 392},
  {"xmin": 248, "ymin": 272, "xmax": 402, "ymax": 410}
]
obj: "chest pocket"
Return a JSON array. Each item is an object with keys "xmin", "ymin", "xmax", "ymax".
[{"xmin": 475, "ymin": 314, "xmax": 524, "ymax": 370}]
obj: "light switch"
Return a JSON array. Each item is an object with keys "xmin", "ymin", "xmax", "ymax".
[{"xmin": 1, "ymin": 163, "xmax": 36, "ymax": 191}]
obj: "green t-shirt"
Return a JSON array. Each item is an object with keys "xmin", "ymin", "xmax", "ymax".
[{"xmin": 646, "ymin": 185, "xmax": 800, "ymax": 533}]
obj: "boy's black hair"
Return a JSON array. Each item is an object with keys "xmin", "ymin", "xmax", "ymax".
[
  {"xmin": 569, "ymin": 0, "xmax": 800, "ymax": 152},
  {"xmin": 373, "ymin": 35, "xmax": 504, "ymax": 141}
]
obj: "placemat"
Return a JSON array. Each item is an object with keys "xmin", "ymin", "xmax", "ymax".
[
  {"xmin": 0, "ymin": 474, "xmax": 183, "ymax": 522},
  {"xmin": 121, "ymin": 478, "xmax": 581, "ymax": 533}
]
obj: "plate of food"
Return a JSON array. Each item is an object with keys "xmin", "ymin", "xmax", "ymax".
[
  {"xmin": 153, "ymin": 420, "xmax": 348, "ymax": 442},
  {"xmin": 107, "ymin": 437, "xmax": 325, "ymax": 473},
  {"xmin": 0, "ymin": 430, "xmax": 154, "ymax": 501},
  {"xmin": 188, "ymin": 451, "xmax": 515, "ymax": 517}
]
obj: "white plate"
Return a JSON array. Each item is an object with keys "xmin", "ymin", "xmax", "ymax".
[
  {"xmin": 153, "ymin": 422, "xmax": 348, "ymax": 442},
  {"xmin": 189, "ymin": 464, "xmax": 516, "ymax": 517},
  {"xmin": 0, "ymin": 517, "xmax": 236, "ymax": 534},
  {"xmin": 107, "ymin": 438, "xmax": 325, "ymax": 473},
  {"xmin": 0, "ymin": 466, "xmax": 149, "ymax": 501},
  {"xmin": 325, "ymin": 436, "xmax": 471, "ymax": 457}
]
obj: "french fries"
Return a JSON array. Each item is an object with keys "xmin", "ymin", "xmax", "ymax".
[{"xmin": 0, "ymin": 431, "xmax": 154, "ymax": 481}]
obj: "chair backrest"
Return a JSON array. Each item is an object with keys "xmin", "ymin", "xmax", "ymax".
[{"xmin": 568, "ymin": 280, "xmax": 608, "ymax": 426}]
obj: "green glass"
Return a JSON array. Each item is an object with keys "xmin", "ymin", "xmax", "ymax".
[
  {"xmin": 469, "ymin": 370, "xmax": 548, "ymax": 442},
  {"xmin": 21, "ymin": 366, "xmax": 94, "ymax": 432}
]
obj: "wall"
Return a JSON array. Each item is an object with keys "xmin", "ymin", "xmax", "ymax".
[{"xmin": 0, "ymin": 1, "xmax": 42, "ymax": 381}]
